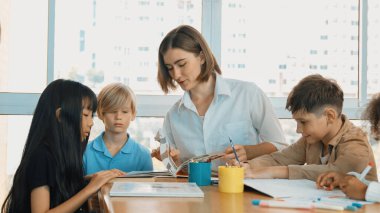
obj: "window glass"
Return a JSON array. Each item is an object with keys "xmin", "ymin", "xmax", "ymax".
[
  {"xmin": 280, "ymin": 118, "xmax": 377, "ymax": 144},
  {"xmin": 221, "ymin": 0, "xmax": 359, "ymax": 98},
  {"xmin": 367, "ymin": 0, "xmax": 380, "ymax": 98},
  {"xmin": 54, "ymin": 0, "xmax": 202, "ymax": 94},
  {"xmin": 0, "ymin": 115, "xmax": 32, "ymax": 204},
  {"xmin": 278, "ymin": 119, "xmax": 297, "ymax": 144},
  {"xmin": 0, "ymin": 0, "xmax": 48, "ymax": 93}
]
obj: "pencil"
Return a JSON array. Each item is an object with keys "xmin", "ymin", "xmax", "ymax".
[{"xmin": 229, "ymin": 137, "xmax": 240, "ymax": 165}]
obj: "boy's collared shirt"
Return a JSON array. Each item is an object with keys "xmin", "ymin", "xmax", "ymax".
[
  {"xmin": 83, "ymin": 132, "xmax": 153, "ymax": 175},
  {"xmin": 248, "ymin": 115, "xmax": 378, "ymax": 181},
  {"xmin": 163, "ymin": 74, "xmax": 288, "ymax": 169}
]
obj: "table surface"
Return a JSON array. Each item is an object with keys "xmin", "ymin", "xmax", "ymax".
[{"xmin": 97, "ymin": 177, "xmax": 380, "ymax": 213}]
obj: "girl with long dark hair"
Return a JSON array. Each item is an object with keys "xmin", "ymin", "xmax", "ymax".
[{"xmin": 1, "ymin": 79, "xmax": 124, "ymax": 213}]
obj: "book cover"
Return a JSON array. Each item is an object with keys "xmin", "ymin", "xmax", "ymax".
[{"xmin": 109, "ymin": 181, "xmax": 204, "ymax": 197}]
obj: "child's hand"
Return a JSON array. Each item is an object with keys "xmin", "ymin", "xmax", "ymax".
[
  {"xmin": 224, "ymin": 144, "xmax": 247, "ymax": 162},
  {"xmin": 339, "ymin": 175, "xmax": 368, "ymax": 200},
  {"xmin": 86, "ymin": 169, "xmax": 126, "ymax": 194},
  {"xmin": 316, "ymin": 171, "xmax": 345, "ymax": 190},
  {"xmin": 229, "ymin": 160, "xmax": 257, "ymax": 178}
]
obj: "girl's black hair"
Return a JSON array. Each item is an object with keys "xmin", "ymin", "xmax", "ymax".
[
  {"xmin": 362, "ymin": 93, "xmax": 380, "ymax": 140},
  {"xmin": 2, "ymin": 79, "xmax": 97, "ymax": 212}
]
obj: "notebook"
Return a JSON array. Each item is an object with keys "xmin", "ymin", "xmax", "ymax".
[{"xmin": 109, "ymin": 181, "xmax": 204, "ymax": 197}]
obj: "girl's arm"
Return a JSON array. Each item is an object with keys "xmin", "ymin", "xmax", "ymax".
[{"xmin": 31, "ymin": 169, "xmax": 124, "ymax": 213}]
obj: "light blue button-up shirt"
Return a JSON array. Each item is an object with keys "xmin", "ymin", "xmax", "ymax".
[
  {"xmin": 163, "ymin": 74, "xmax": 288, "ymax": 169},
  {"xmin": 83, "ymin": 132, "xmax": 153, "ymax": 175}
]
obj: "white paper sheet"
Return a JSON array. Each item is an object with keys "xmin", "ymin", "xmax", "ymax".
[{"xmin": 244, "ymin": 179, "xmax": 345, "ymax": 199}]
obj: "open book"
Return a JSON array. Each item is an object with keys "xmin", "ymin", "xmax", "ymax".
[{"xmin": 124, "ymin": 130, "xmax": 224, "ymax": 178}]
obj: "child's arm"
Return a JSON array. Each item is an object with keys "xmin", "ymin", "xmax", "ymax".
[
  {"xmin": 244, "ymin": 138, "xmax": 307, "ymax": 171},
  {"xmin": 243, "ymin": 164, "xmax": 289, "ymax": 179},
  {"xmin": 30, "ymin": 169, "xmax": 124, "ymax": 213},
  {"xmin": 280, "ymin": 136, "xmax": 375, "ymax": 181}
]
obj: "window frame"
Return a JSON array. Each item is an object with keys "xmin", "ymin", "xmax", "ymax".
[{"xmin": 0, "ymin": 0, "xmax": 371, "ymax": 119}]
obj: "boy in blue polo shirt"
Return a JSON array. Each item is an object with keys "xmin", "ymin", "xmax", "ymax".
[{"xmin": 83, "ymin": 83, "xmax": 152, "ymax": 175}]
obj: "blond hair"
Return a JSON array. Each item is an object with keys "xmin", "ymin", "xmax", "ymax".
[{"xmin": 97, "ymin": 83, "xmax": 136, "ymax": 119}]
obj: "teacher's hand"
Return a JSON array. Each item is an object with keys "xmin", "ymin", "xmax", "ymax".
[
  {"xmin": 151, "ymin": 147, "xmax": 161, "ymax": 160},
  {"xmin": 169, "ymin": 147, "xmax": 181, "ymax": 166},
  {"xmin": 224, "ymin": 144, "xmax": 247, "ymax": 162},
  {"xmin": 151, "ymin": 147, "xmax": 181, "ymax": 165}
]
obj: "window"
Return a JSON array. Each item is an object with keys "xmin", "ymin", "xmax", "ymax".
[
  {"xmin": 0, "ymin": 0, "xmax": 48, "ymax": 93},
  {"xmin": 0, "ymin": 115, "xmax": 32, "ymax": 202},
  {"xmin": 367, "ymin": 0, "xmax": 380, "ymax": 97},
  {"xmin": 221, "ymin": 0, "xmax": 361, "ymax": 100},
  {"xmin": 54, "ymin": 0, "xmax": 202, "ymax": 95}
]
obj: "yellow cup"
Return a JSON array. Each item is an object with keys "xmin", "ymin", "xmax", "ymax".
[{"xmin": 218, "ymin": 166, "xmax": 244, "ymax": 193}]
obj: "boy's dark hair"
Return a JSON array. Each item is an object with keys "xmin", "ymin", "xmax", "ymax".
[
  {"xmin": 286, "ymin": 74, "xmax": 344, "ymax": 116},
  {"xmin": 362, "ymin": 93, "xmax": 380, "ymax": 140},
  {"xmin": 157, "ymin": 25, "xmax": 221, "ymax": 94}
]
